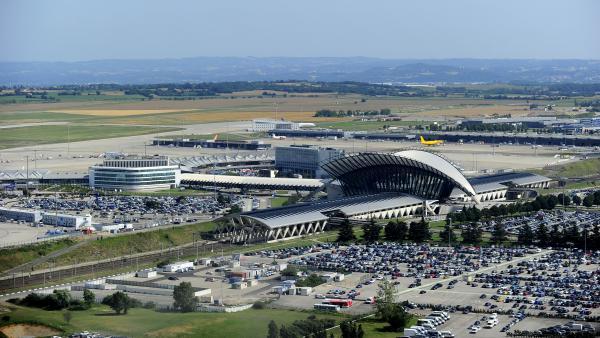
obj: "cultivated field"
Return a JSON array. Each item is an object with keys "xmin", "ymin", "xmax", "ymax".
[{"xmin": 0, "ymin": 93, "xmax": 564, "ymax": 125}]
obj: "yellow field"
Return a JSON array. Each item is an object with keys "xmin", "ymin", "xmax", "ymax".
[
  {"xmin": 47, "ymin": 109, "xmax": 198, "ymax": 116},
  {"xmin": 106, "ymin": 111, "xmax": 350, "ymax": 124}
]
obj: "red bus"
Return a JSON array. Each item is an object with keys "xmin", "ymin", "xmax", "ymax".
[{"xmin": 323, "ymin": 299, "xmax": 353, "ymax": 308}]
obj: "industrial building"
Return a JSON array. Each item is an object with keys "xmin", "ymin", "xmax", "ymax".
[
  {"xmin": 0, "ymin": 206, "xmax": 92, "ymax": 229},
  {"xmin": 172, "ymin": 153, "xmax": 274, "ymax": 172},
  {"xmin": 275, "ymin": 145, "xmax": 344, "ymax": 178},
  {"xmin": 152, "ymin": 138, "xmax": 270, "ymax": 150},
  {"xmin": 41, "ymin": 213, "xmax": 92, "ymax": 230},
  {"xmin": 88, "ymin": 155, "xmax": 181, "ymax": 192},
  {"xmin": 0, "ymin": 207, "xmax": 42, "ymax": 223}
]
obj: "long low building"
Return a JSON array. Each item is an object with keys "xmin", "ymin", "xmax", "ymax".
[
  {"xmin": 172, "ymin": 153, "xmax": 274, "ymax": 171},
  {"xmin": 215, "ymin": 193, "xmax": 432, "ymax": 243},
  {"xmin": 180, "ymin": 173, "xmax": 324, "ymax": 191},
  {"xmin": 451, "ymin": 172, "xmax": 554, "ymax": 202},
  {"xmin": 0, "ymin": 207, "xmax": 92, "ymax": 229}
]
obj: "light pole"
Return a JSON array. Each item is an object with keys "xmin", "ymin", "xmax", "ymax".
[{"xmin": 448, "ymin": 217, "xmax": 452, "ymax": 248}]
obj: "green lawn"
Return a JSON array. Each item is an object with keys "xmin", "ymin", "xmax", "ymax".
[
  {"xmin": 3, "ymin": 304, "xmax": 345, "ymax": 338},
  {"xmin": 0, "ymin": 111, "xmax": 92, "ymax": 124},
  {"xmin": 0, "ymin": 239, "xmax": 76, "ymax": 273},
  {"xmin": 328, "ymin": 315, "xmax": 418, "ymax": 338},
  {"xmin": 270, "ymin": 196, "xmax": 290, "ymax": 207},
  {"xmin": 52, "ymin": 222, "xmax": 217, "ymax": 267},
  {"xmin": 0, "ymin": 124, "xmax": 182, "ymax": 149},
  {"xmin": 535, "ymin": 158, "xmax": 600, "ymax": 179}
]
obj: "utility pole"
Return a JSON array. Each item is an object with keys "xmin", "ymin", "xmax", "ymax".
[{"xmin": 448, "ymin": 217, "xmax": 452, "ymax": 248}]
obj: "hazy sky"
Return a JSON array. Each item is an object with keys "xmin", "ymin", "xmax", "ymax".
[{"xmin": 1, "ymin": 0, "xmax": 599, "ymax": 62}]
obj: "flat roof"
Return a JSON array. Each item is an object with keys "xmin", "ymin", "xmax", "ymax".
[
  {"xmin": 181, "ymin": 173, "xmax": 323, "ymax": 189},
  {"xmin": 468, "ymin": 172, "xmax": 552, "ymax": 186},
  {"xmin": 242, "ymin": 193, "xmax": 424, "ymax": 228}
]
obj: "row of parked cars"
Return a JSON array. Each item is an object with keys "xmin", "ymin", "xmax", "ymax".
[
  {"xmin": 471, "ymin": 250, "xmax": 599, "ymax": 320},
  {"xmin": 288, "ymin": 243, "xmax": 534, "ymax": 279},
  {"xmin": 403, "ymin": 311, "xmax": 454, "ymax": 338}
]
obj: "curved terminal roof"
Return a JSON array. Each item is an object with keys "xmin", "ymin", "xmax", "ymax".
[
  {"xmin": 322, "ymin": 150, "xmax": 477, "ymax": 199},
  {"xmin": 392, "ymin": 150, "xmax": 477, "ymax": 197}
]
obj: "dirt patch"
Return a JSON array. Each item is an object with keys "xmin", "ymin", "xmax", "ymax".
[
  {"xmin": 145, "ymin": 323, "xmax": 196, "ymax": 337},
  {"xmin": 0, "ymin": 323, "xmax": 61, "ymax": 338}
]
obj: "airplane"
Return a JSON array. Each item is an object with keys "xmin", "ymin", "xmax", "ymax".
[{"xmin": 420, "ymin": 136, "xmax": 443, "ymax": 146}]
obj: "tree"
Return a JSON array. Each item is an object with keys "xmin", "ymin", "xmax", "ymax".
[
  {"xmin": 557, "ymin": 193, "xmax": 571, "ymax": 206},
  {"xmin": 407, "ymin": 220, "xmax": 431, "ymax": 243},
  {"xmin": 173, "ymin": 282, "xmax": 199, "ymax": 312},
  {"xmin": 83, "ymin": 289, "xmax": 95, "ymax": 307},
  {"xmin": 549, "ymin": 224, "xmax": 562, "ymax": 247},
  {"xmin": 337, "ymin": 218, "xmax": 356, "ymax": 242},
  {"xmin": 362, "ymin": 219, "xmax": 382, "ymax": 242},
  {"xmin": 583, "ymin": 194, "xmax": 594, "ymax": 208},
  {"xmin": 517, "ymin": 224, "xmax": 534, "ymax": 246},
  {"xmin": 490, "ymin": 223, "xmax": 508, "ymax": 244},
  {"xmin": 340, "ymin": 320, "xmax": 364, "ymax": 338},
  {"xmin": 385, "ymin": 220, "xmax": 407, "ymax": 241},
  {"xmin": 374, "ymin": 279, "xmax": 410, "ymax": 330},
  {"xmin": 536, "ymin": 223, "xmax": 549, "ymax": 247},
  {"xmin": 462, "ymin": 223, "xmax": 482, "ymax": 245},
  {"xmin": 48, "ymin": 290, "xmax": 71, "ymax": 310},
  {"xmin": 102, "ymin": 291, "xmax": 132, "ymax": 315},
  {"xmin": 62, "ymin": 310, "xmax": 72, "ymax": 324},
  {"xmin": 279, "ymin": 325, "xmax": 298, "ymax": 338},
  {"xmin": 573, "ymin": 195, "xmax": 582, "ymax": 206},
  {"xmin": 439, "ymin": 225, "xmax": 457, "ymax": 245},
  {"xmin": 268, "ymin": 320, "xmax": 279, "ymax": 338}
]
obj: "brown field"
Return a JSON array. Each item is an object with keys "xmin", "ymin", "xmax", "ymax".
[
  {"xmin": 0, "ymin": 93, "xmax": 551, "ymax": 125},
  {"xmin": 47, "ymin": 109, "xmax": 198, "ymax": 116}
]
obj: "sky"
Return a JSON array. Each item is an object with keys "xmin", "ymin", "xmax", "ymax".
[{"xmin": 1, "ymin": 0, "xmax": 599, "ymax": 62}]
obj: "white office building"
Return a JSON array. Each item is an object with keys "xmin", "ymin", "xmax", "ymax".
[
  {"xmin": 89, "ymin": 155, "xmax": 181, "ymax": 192},
  {"xmin": 41, "ymin": 213, "xmax": 92, "ymax": 230},
  {"xmin": 252, "ymin": 119, "xmax": 300, "ymax": 132}
]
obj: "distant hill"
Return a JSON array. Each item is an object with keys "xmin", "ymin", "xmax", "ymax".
[{"xmin": 1, "ymin": 57, "xmax": 599, "ymax": 85}]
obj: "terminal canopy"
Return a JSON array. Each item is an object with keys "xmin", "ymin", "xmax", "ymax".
[{"xmin": 322, "ymin": 150, "xmax": 476, "ymax": 201}]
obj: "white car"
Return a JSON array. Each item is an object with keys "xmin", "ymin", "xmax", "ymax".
[{"xmin": 469, "ymin": 326, "xmax": 481, "ymax": 334}]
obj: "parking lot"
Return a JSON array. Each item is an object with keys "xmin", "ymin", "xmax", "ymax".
[
  {"xmin": 1, "ymin": 193, "xmax": 257, "ymax": 232},
  {"xmin": 480, "ymin": 209, "xmax": 599, "ymax": 235}
]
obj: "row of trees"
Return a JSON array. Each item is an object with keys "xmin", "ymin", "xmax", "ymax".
[
  {"xmin": 337, "ymin": 218, "xmax": 432, "ymax": 244},
  {"xmin": 267, "ymin": 315, "xmax": 336, "ymax": 338},
  {"xmin": 446, "ymin": 193, "xmax": 590, "ymax": 224},
  {"xmin": 11, "ymin": 289, "xmax": 95, "ymax": 311},
  {"xmin": 314, "ymin": 108, "xmax": 392, "ymax": 118}
]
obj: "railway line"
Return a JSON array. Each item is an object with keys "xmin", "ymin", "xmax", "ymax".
[{"xmin": 0, "ymin": 240, "xmax": 233, "ymax": 292}]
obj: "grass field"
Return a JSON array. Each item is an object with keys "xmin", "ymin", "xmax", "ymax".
[
  {"xmin": 0, "ymin": 239, "xmax": 76, "ymax": 273},
  {"xmin": 51, "ymin": 222, "xmax": 217, "ymax": 267},
  {"xmin": 328, "ymin": 316, "xmax": 418, "ymax": 338},
  {"xmin": 3, "ymin": 304, "xmax": 346, "ymax": 338},
  {"xmin": 0, "ymin": 124, "xmax": 182, "ymax": 149},
  {"xmin": 535, "ymin": 158, "xmax": 600, "ymax": 179}
]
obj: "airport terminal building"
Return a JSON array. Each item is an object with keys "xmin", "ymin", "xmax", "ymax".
[
  {"xmin": 215, "ymin": 150, "xmax": 553, "ymax": 243},
  {"xmin": 89, "ymin": 155, "xmax": 181, "ymax": 192}
]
